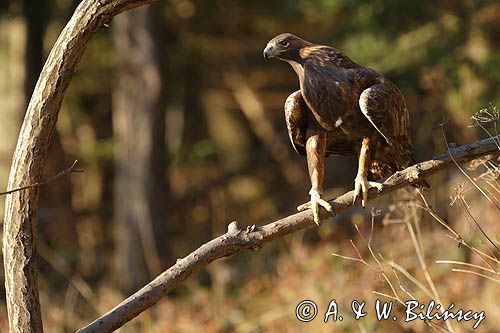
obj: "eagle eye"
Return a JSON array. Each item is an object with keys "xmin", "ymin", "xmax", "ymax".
[{"xmin": 279, "ymin": 40, "xmax": 289, "ymax": 47}]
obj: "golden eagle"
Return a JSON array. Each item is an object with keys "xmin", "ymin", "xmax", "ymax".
[{"xmin": 263, "ymin": 33, "xmax": 429, "ymax": 225}]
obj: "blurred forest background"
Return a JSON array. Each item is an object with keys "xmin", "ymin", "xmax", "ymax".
[{"xmin": 0, "ymin": 0, "xmax": 499, "ymax": 332}]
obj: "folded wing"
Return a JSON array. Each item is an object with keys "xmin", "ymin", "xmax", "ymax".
[{"xmin": 284, "ymin": 91, "xmax": 308, "ymax": 156}]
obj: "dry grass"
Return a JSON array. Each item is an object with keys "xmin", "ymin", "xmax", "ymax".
[{"xmin": 26, "ymin": 157, "xmax": 498, "ymax": 333}]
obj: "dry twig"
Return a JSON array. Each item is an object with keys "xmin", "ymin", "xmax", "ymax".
[{"xmin": 0, "ymin": 160, "xmax": 82, "ymax": 196}]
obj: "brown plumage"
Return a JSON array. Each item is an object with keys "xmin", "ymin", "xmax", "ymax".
[{"xmin": 264, "ymin": 33, "xmax": 428, "ymax": 225}]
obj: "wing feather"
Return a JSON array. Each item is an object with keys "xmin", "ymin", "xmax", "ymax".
[
  {"xmin": 358, "ymin": 82, "xmax": 410, "ymax": 148},
  {"xmin": 284, "ymin": 91, "xmax": 308, "ymax": 156},
  {"xmin": 359, "ymin": 82, "xmax": 420, "ymax": 173}
]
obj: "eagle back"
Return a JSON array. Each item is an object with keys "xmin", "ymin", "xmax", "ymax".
[{"xmin": 300, "ymin": 46, "xmax": 366, "ymax": 131}]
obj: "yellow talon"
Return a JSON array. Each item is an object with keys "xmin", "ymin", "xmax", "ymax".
[
  {"xmin": 297, "ymin": 190, "xmax": 335, "ymax": 225},
  {"xmin": 353, "ymin": 174, "xmax": 383, "ymax": 207}
]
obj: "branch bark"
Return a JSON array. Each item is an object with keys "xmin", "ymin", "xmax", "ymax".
[
  {"xmin": 1, "ymin": 1, "xmax": 154, "ymax": 332},
  {"xmin": 78, "ymin": 135, "xmax": 499, "ymax": 333}
]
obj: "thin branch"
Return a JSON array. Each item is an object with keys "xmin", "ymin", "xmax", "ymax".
[
  {"xmin": 435, "ymin": 260, "xmax": 498, "ymax": 275},
  {"xmin": 386, "ymin": 261, "xmax": 434, "ymax": 299},
  {"xmin": 459, "ymin": 196, "xmax": 500, "ymax": 254},
  {"xmin": 0, "ymin": 160, "xmax": 82, "ymax": 196},
  {"xmin": 371, "ymin": 291, "xmax": 403, "ymax": 305},
  {"xmin": 415, "ymin": 191, "xmax": 500, "ymax": 270},
  {"xmin": 352, "ymin": 223, "xmax": 400, "ymax": 300},
  {"xmin": 78, "ymin": 135, "xmax": 499, "ymax": 333},
  {"xmin": 331, "ymin": 253, "xmax": 363, "ymax": 262},
  {"xmin": 451, "ymin": 269, "xmax": 500, "ymax": 284},
  {"xmin": 440, "ymin": 124, "xmax": 500, "ymax": 210},
  {"xmin": 405, "ymin": 217, "xmax": 455, "ymax": 332}
]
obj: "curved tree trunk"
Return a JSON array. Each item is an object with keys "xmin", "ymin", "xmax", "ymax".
[{"xmin": 1, "ymin": 1, "xmax": 154, "ymax": 332}]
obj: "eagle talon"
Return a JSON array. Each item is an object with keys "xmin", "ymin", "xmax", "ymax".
[
  {"xmin": 297, "ymin": 190, "xmax": 334, "ymax": 225},
  {"xmin": 353, "ymin": 175, "xmax": 383, "ymax": 208}
]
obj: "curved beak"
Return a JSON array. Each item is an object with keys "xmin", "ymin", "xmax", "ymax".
[{"xmin": 263, "ymin": 44, "xmax": 276, "ymax": 60}]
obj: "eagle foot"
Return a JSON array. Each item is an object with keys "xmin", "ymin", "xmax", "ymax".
[
  {"xmin": 297, "ymin": 190, "xmax": 335, "ymax": 226},
  {"xmin": 353, "ymin": 175, "xmax": 383, "ymax": 207}
]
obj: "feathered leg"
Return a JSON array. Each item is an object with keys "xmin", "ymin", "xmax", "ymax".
[
  {"xmin": 297, "ymin": 130, "xmax": 334, "ymax": 225},
  {"xmin": 353, "ymin": 137, "xmax": 383, "ymax": 207}
]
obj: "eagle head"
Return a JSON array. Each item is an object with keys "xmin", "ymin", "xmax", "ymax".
[{"xmin": 263, "ymin": 33, "xmax": 312, "ymax": 61}]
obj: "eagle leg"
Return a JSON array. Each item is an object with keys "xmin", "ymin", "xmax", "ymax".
[
  {"xmin": 353, "ymin": 137, "xmax": 383, "ymax": 207},
  {"xmin": 296, "ymin": 130, "xmax": 334, "ymax": 225}
]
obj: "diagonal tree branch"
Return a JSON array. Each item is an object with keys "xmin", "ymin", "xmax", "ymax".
[
  {"xmin": 2, "ymin": 1, "xmax": 155, "ymax": 333},
  {"xmin": 78, "ymin": 135, "xmax": 499, "ymax": 333}
]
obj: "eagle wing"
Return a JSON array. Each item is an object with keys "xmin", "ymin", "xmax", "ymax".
[
  {"xmin": 284, "ymin": 91, "xmax": 308, "ymax": 156},
  {"xmin": 360, "ymin": 83, "xmax": 431, "ymax": 189},
  {"xmin": 358, "ymin": 81, "xmax": 410, "ymax": 148}
]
